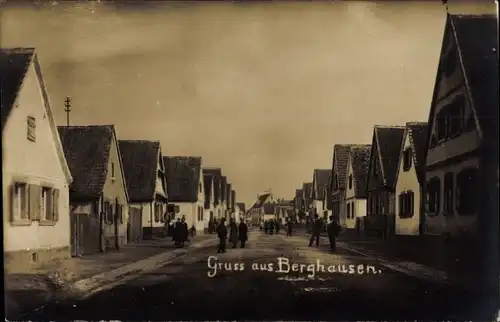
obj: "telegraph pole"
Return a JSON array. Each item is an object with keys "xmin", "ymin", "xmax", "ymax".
[{"xmin": 64, "ymin": 97, "xmax": 71, "ymax": 126}]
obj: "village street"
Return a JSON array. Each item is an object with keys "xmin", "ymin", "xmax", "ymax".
[{"xmin": 20, "ymin": 228, "xmax": 480, "ymax": 321}]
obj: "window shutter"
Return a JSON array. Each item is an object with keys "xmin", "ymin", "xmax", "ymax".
[
  {"xmin": 398, "ymin": 194, "xmax": 403, "ymax": 217},
  {"xmin": 30, "ymin": 185, "xmax": 41, "ymax": 220},
  {"xmin": 410, "ymin": 191, "xmax": 414, "ymax": 216},
  {"xmin": 46, "ymin": 188, "xmax": 53, "ymax": 220},
  {"xmin": 10, "ymin": 184, "xmax": 17, "ymax": 222},
  {"xmin": 120, "ymin": 205, "xmax": 124, "ymax": 224},
  {"xmin": 53, "ymin": 189, "xmax": 60, "ymax": 221}
]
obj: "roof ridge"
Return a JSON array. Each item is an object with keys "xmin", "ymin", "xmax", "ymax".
[
  {"xmin": 119, "ymin": 139, "xmax": 160, "ymax": 143},
  {"xmin": 374, "ymin": 124, "xmax": 405, "ymax": 129},
  {"xmin": 1, "ymin": 47, "xmax": 36, "ymax": 53}
]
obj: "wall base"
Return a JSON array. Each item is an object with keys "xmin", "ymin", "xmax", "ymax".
[{"xmin": 4, "ymin": 246, "xmax": 71, "ymax": 273}]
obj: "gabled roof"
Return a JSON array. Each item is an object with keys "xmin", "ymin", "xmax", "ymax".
[
  {"xmin": 2, "ymin": 48, "xmax": 72, "ymax": 183},
  {"xmin": 402, "ymin": 122, "xmax": 428, "ymax": 184},
  {"xmin": 312, "ymin": 169, "xmax": 330, "ymax": 200},
  {"xmin": 371, "ymin": 125, "xmax": 406, "ymax": 188},
  {"xmin": 203, "ymin": 174, "xmax": 213, "ymax": 209},
  {"xmin": 331, "ymin": 145, "xmax": 352, "ymax": 190},
  {"xmin": 236, "ymin": 202, "xmax": 246, "ymax": 212},
  {"xmin": 203, "ymin": 167, "xmax": 222, "ymax": 204},
  {"xmin": 348, "ymin": 144, "xmax": 371, "ymax": 198},
  {"xmin": 58, "ymin": 125, "xmax": 127, "ymax": 201},
  {"xmin": 426, "ymin": 14, "xmax": 498, "ymax": 153},
  {"xmin": 164, "ymin": 156, "xmax": 202, "ymax": 203},
  {"xmin": 118, "ymin": 140, "xmax": 164, "ymax": 202}
]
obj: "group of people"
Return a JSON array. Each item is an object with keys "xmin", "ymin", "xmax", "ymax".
[
  {"xmin": 167, "ymin": 216, "xmax": 196, "ymax": 248},
  {"xmin": 308, "ymin": 214, "xmax": 342, "ymax": 251},
  {"xmin": 215, "ymin": 217, "xmax": 249, "ymax": 253},
  {"xmin": 260, "ymin": 218, "xmax": 294, "ymax": 236}
]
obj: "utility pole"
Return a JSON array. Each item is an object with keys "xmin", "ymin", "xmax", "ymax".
[{"xmin": 64, "ymin": 97, "xmax": 72, "ymax": 126}]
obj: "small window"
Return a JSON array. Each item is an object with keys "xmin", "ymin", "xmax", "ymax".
[
  {"xmin": 27, "ymin": 116, "xmax": 36, "ymax": 142},
  {"xmin": 443, "ymin": 172, "xmax": 454, "ymax": 215},
  {"xmin": 436, "ymin": 110, "xmax": 448, "ymax": 141},
  {"xmin": 403, "ymin": 148, "xmax": 412, "ymax": 171},
  {"xmin": 348, "ymin": 174, "xmax": 353, "ymax": 190},
  {"xmin": 347, "ymin": 203, "xmax": 351, "ymax": 219},
  {"xmin": 199, "ymin": 183, "xmax": 202, "ymax": 193},
  {"xmin": 111, "ymin": 162, "xmax": 115, "ymax": 178},
  {"xmin": 456, "ymin": 167, "xmax": 478, "ymax": 215},
  {"xmin": 41, "ymin": 187, "xmax": 56, "ymax": 221},
  {"xmin": 426, "ymin": 177, "xmax": 441, "ymax": 214}
]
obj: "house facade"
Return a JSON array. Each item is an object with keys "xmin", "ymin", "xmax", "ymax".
[
  {"xmin": 310, "ymin": 169, "xmax": 330, "ymax": 220},
  {"xmin": 236, "ymin": 202, "xmax": 246, "ymax": 221},
  {"xmin": 220, "ymin": 176, "xmax": 228, "ymax": 220},
  {"xmin": 330, "ymin": 145, "xmax": 352, "ymax": 227},
  {"xmin": 365, "ymin": 125, "xmax": 405, "ymax": 239},
  {"xmin": 248, "ymin": 191, "xmax": 278, "ymax": 225},
  {"xmin": 322, "ymin": 184, "xmax": 333, "ymax": 221},
  {"xmin": 164, "ymin": 156, "xmax": 205, "ymax": 232},
  {"xmin": 118, "ymin": 140, "xmax": 168, "ymax": 240},
  {"xmin": 203, "ymin": 173, "xmax": 215, "ymax": 229},
  {"xmin": 344, "ymin": 145, "xmax": 371, "ymax": 231},
  {"xmin": 294, "ymin": 188, "xmax": 304, "ymax": 215},
  {"xmin": 226, "ymin": 183, "xmax": 232, "ymax": 219},
  {"xmin": 59, "ymin": 125, "xmax": 129, "ymax": 255},
  {"xmin": 203, "ymin": 168, "xmax": 223, "ymax": 220},
  {"xmin": 394, "ymin": 123, "xmax": 428, "ymax": 236},
  {"xmin": 423, "ymin": 14, "xmax": 498, "ymax": 293},
  {"xmin": 2, "ymin": 48, "xmax": 74, "ymax": 271},
  {"xmin": 302, "ymin": 183, "xmax": 313, "ymax": 216}
]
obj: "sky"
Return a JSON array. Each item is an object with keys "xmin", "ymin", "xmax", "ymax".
[{"xmin": 1, "ymin": 0, "xmax": 495, "ymax": 206}]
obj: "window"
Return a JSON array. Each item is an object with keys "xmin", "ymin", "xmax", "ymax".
[
  {"xmin": 443, "ymin": 172, "xmax": 454, "ymax": 215},
  {"xmin": 41, "ymin": 187, "xmax": 59, "ymax": 221},
  {"xmin": 435, "ymin": 96, "xmax": 466, "ymax": 142},
  {"xmin": 111, "ymin": 162, "xmax": 115, "ymax": 179},
  {"xmin": 436, "ymin": 111, "xmax": 447, "ymax": 141},
  {"xmin": 403, "ymin": 148, "xmax": 412, "ymax": 171},
  {"xmin": 347, "ymin": 203, "xmax": 351, "ymax": 219},
  {"xmin": 199, "ymin": 183, "xmax": 202, "ymax": 193},
  {"xmin": 27, "ymin": 116, "xmax": 36, "ymax": 142},
  {"xmin": 426, "ymin": 177, "xmax": 441, "ymax": 214},
  {"xmin": 11, "ymin": 182, "xmax": 29, "ymax": 221},
  {"xmin": 104, "ymin": 201, "xmax": 113, "ymax": 223},
  {"xmin": 154, "ymin": 203, "xmax": 161, "ymax": 222},
  {"xmin": 118, "ymin": 204, "xmax": 124, "ymax": 224},
  {"xmin": 456, "ymin": 167, "xmax": 478, "ymax": 215},
  {"xmin": 348, "ymin": 174, "xmax": 353, "ymax": 190},
  {"xmin": 399, "ymin": 191, "xmax": 414, "ymax": 218}
]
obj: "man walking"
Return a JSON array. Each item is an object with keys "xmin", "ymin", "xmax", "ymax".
[
  {"xmin": 229, "ymin": 218, "xmax": 239, "ymax": 249},
  {"xmin": 286, "ymin": 217, "xmax": 293, "ymax": 237},
  {"xmin": 238, "ymin": 219, "xmax": 248, "ymax": 248},
  {"xmin": 217, "ymin": 218, "xmax": 228, "ymax": 253},
  {"xmin": 308, "ymin": 214, "xmax": 322, "ymax": 247},
  {"xmin": 327, "ymin": 216, "xmax": 341, "ymax": 251}
]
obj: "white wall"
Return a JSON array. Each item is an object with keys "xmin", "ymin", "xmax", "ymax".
[
  {"xmin": 3, "ymin": 61, "xmax": 71, "ymax": 252},
  {"xmin": 395, "ymin": 132, "xmax": 421, "ymax": 236}
]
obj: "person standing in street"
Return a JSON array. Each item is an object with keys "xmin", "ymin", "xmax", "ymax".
[
  {"xmin": 229, "ymin": 218, "xmax": 239, "ymax": 248},
  {"xmin": 264, "ymin": 220, "xmax": 269, "ymax": 234},
  {"xmin": 327, "ymin": 216, "xmax": 341, "ymax": 251},
  {"xmin": 180, "ymin": 216, "xmax": 188, "ymax": 247},
  {"xmin": 269, "ymin": 219, "xmax": 275, "ymax": 235},
  {"xmin": 286, "ymin": 217, "xmax": 293, "ymax": 237},
  {"xmin": 217, "ymin": 218, "xmax": 228, "ymax": 253},
  {"xmin": 275, "ymin": 220, "xmax": 280, "ymax": 235},
  {"xmin": 308, "ymin": 214, "xmax": 322, "ymax": 247},
  {"xmin": 238, "ymin": 219, "xmax": 248, "ymax": 248}
]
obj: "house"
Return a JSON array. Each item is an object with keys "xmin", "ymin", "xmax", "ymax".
[
  {"xmin": 302, "ymin": 182, "xmax": 313, "ymax": 215},
  {"xmin": 118, "ymin": 140, "xmax": 168, "ymax": 240},
  {"xmin": 248, "ymin": 190, "xmax": 278, "ymax": 225},
  {"xmin": 423, "ymin": 14, "xmax": 498, "ymax": 291},
  {"xmin": 58, "ymin": 125, "xmax": 129, "ymax": 255},
  {"xmin": 164, "ymin": 156, "xmax": 205, "ymax": 233},
  {"xmin": 310, "ymin": 169, "xmax": 330, "ymax": 219},
  {"xmin": 394, "ymin": 123, "xmax": 428, "ymax": 236},
  {"xmin": 294, "ymin": 188, "xmax": 304, "ymax": 219},
  {"xmin": 2, "ymin": 48, "xmax": 73, "ymax": 271},
  {"xmin": 344, "ymin": 144, "xmax": 371, "ymax": 232},
  {"xmin": 236, "ymin": 202, "xmax": 246, "ymax": 221},
  {"xmin": 263, "ymin": 203, "xmax": 277, "ymax": 222},
  {"xmin": 365, "ymin": 125, "xmax": 406, "ymax": 239},
  {"xmin": 226, "ymin": 182, "xmax": 232, "ymax": 219},
  {"xmin": 322, "ymin": 183, "xmax": 333, "ymax": 222},
  {"xmin": 230, "ymin": 189, "xmax": 237, "ymax": 221},
  {"xmin": 203, "ymin": 168, "xmax": 223, "ymax": 220},
  {"xmin": 203, "ymin": 173, "xmax": 215, "ymax": 228},
  {"xmin": 220, "ymin": 176, "xmax": 228, "ymax": 219},
  {"xmin": 330, "ymin": 144, "xmax": 352, "ymax": 226}
]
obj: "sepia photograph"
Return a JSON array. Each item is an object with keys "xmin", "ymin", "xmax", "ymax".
[{"xmin": 1, "ymin": 0, "xmax": 499, "ymax": 320}]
